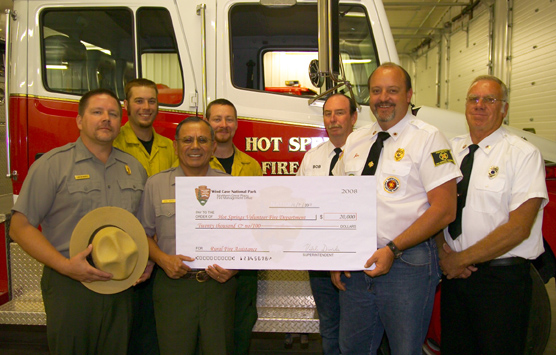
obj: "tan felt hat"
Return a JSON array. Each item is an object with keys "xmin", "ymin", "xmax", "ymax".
[{"xmin": 69, "ymin": 207, "xmax": 148, "ymax": 294}]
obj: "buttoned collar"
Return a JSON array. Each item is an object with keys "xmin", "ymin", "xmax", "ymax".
[
  {"xmin": 460, "ymin": 126, "xmax": 506, "ymax": 156},
  {"xmin": 369, "ymin": 112, "xmax": 411, "ymax": 142},
  {"xmin": 74, "ymin": 137, "xmax": 117, "ymax": 167}
]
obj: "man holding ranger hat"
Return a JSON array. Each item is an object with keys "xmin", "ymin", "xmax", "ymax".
[{"xmin": 10, "ymin": 88, "xmax": 148, "ymax": 354}]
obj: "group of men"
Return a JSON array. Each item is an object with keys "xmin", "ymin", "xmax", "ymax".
[
  {"xmin": 9, "ymin": 62, "xmax": 547, "ymax": 355},
  {"xmin": 297, "ymin": 64, "xmax": 546, "ymax": 355}
]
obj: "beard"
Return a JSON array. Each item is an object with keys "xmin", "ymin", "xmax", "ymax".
[{"xmin": 372, "ymin": 102, "xmax": 396, "ymax": 123}]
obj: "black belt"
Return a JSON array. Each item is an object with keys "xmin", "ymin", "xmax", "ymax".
[
  {"xmin": 181, "ymin": 270, "xmax": 210, "ymax": 282},
  {"xmin": 475, "ymin": 257, "xmax": 528, "ymax": 268}
]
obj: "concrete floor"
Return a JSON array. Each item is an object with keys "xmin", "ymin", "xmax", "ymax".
[{"xmin": 0, "ymin": 280, "xmax": 555, "ymax": 354}]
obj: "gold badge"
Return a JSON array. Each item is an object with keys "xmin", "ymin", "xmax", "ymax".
[
  {"xmin": 394, "ymin": 148, "xmax": 405, "ymax": 161},
  {"xmin": 125, "ymin": 165, "xmax": 131, "ymax": 175},
  {"xmin": 368, "ymin": 161, "xmax": 374, "ymax": 169},
  {"xmin": 488, "ymin": 166, "xmax": 499, "ymax": 179},
  {"xmin": 162, "ymin": 199, "xmax": 176, "ymax": 204},
  {"xmin": 74, "ymin": 174, "xmax": 90, "ymax": 180}
]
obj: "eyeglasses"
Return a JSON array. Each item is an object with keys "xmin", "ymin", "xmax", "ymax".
[{"xmin": 466, "ymin": 96, "xmax": 505, "ymax": 105}]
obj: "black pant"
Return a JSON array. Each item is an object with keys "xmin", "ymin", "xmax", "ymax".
[{"xmin": 440, "ymin": 262, "xmax": 532, "ymax": 355}]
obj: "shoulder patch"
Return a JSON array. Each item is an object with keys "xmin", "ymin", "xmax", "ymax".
[{"xmin": 431, "ymin": 149, "xmax": 455, "ymax": 166}]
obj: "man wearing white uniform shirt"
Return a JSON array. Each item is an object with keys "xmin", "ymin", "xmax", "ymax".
[
  {"xmin": 297, "ymin": 93, "xmax": 357, "ymax": 355},
  {"xmin": 332, "ymin": 63, "xmax": 460, "ymax": 355},
  {"xmin": 437, "ymin": 75, "xmax": 548, "ymax": 355}
]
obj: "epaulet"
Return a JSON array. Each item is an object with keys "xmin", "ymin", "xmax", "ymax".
[{"xmin": 42, "ymin": 142, "xmax": 76, "ymax": 160}]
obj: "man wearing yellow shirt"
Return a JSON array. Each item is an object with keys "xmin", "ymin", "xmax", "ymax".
[
  {"xmin": 206, "ymin": 98, "xmax": 262, "ymax": 355},
  {"xmin": 113, "ymin": 78, "xmax": 177, "ymax": 177},
  {"xmin": 114, "ymin": 78, "xmax": 176, "ymax": 355}
]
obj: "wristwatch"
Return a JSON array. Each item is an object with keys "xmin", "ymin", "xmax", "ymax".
[{"xmin": 387, "ymin": 241, "xmax": 403, "ymax": 259}]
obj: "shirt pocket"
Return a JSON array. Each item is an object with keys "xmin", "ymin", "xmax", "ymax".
[
  {"xmin": 67, "ymin": 179, "xmax": 101, "ymax": 214},
  {"xmin": 155, "ymin": 203, "xmax": 175, "ymax": 219},
  {"xmin": 344, "ymin": 158, "xmax": 366, "ymax": 176},
  {"xmin": 378, "ymin": 161, "xmax": 411, "ymax": 198},
  {"xmin": 117, "ymin": 178, "xmax": 144, "ymax": 212},
  {"xmin": 469, "ymin": 175, "xmax": 506, "ymax": 213}
]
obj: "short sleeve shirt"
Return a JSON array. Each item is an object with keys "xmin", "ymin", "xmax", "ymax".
[
  {"xmin": 137, "ymin": 167, "xmax": 228, "ymax": 255},
  {"xmin": 334, "ymin": 113, "xmax": 461, "ymax": 247},
  {"xmin": 296, "ymin": 140, "xmax": 340, "ymax": 177},
  {"xmin": 443, "ymin": 126, "xmax": 548, "ymax": 259},
  {"xmin": 12, "ymin": 138, "xmax": 147, "ymax": 257}
]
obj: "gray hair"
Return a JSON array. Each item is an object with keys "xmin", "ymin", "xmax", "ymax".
[{"xmin": 469, "ymin": 75, "xmax": 508, "ymax": 101}]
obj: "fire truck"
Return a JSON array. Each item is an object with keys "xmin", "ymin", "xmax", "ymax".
[{"xmin": 0, "ymin": 0, "xmax": 555, "ymax": 353}]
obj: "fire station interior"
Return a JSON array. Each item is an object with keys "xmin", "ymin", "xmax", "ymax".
[{"xmin": 0, "ymin": 1, "xmax": 555, "ymax": 354}]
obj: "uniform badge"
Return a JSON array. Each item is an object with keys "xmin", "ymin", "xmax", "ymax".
[
  {"xmin": 74, "ymin": 174, "xmax": 90, "ymax": 180},
  {"xmin": 431, "ymin": 149, "xmax": 455, "ymax": 166},
  {"xmin": 394, "ymin": 148, "xmax": 405, "ymax": 161},
  {"xmin": 384, "ymin": 177, "xmax": 400, "ymax": 193},
  {"xmin": 162, "ymin": 199, "xmax": 176, "ymax": 204},
  {"xmin": 368, "ymin": 161, "xmax": 374, "ymax": 169},
  {"xmin": 488, "ymin": 166, "xmax": 499, "ymax": 179},
  {"xmin": 125, "ymin": 165, "xmax": 131, "ymax": 175}
]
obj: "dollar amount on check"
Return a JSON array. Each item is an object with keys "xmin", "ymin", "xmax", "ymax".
[{"xmin": 175, "ymin": 176, "xmax": 376, "ymax": 270}]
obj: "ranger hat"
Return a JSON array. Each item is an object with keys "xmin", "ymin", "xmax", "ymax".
[{"xmin": 69, "ymin": 206, "xmax": 148, "ymax": 294}]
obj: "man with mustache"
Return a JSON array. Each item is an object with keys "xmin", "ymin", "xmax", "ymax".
[
  {"xmin": 437, "ymin": 76, "xmax": 547, "ymax": 355},
  {"xmin": 10, "ymin": 89, "xmax": 148, "ymax": 354},
  {"xmin": 138, "ymin": 117, "xmax": 237, "ymax": 355},
  {"xmin": 114, "ymin": 78, "xmax": 177, "ymax": 355},
  {"xmin": 296, "ymin": 93, "xmax": 357, "ymax": 354},
  {"xmin": 332, "ymin": 63, "xmax": 460, "ymax": 354},
  {"xmin": 205, "ymin": 98, "xmax": 262, "ymax": 355}
]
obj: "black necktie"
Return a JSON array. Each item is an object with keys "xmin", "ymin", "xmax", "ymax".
[
  {"xmin": 448, "ymin": 144, "xmax": 479, "ymax": 240},
  {"xmin": 362, "ymin": 132, "xmax": 390, "ymax": 176},
  {"xmin": 329, "ymin": 148, "xmax": 342, "ymax": 176}
]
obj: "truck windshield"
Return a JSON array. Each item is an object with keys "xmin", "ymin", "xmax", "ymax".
[{"xmin": 230, "ymin": 3, "xmax": 378, "ymax": 105}]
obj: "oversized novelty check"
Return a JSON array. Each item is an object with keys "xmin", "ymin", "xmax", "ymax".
[{"xmin": 175, "ymin": 176, "xmax": 376, "ymax": 270}]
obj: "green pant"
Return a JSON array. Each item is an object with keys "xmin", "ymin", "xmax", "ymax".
[
  {"xmin": 153, "ymin": 270, "xmax": 237, "ymax": 355},
  {"xmin": 41, "ymin": 266, "xmax": 133, "ymax": 355},
  {"xmin": 233, "ymin": 270, "xmax": 258, "ymax": 355}
]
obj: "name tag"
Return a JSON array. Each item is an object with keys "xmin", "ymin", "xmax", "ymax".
[
  {"xmin": 162, "ymin": 199, "xmax": 176, "ymax": 204},
  {"xmin": 74, "ymin": 174, "xmax": 90, "ymax": 180}
]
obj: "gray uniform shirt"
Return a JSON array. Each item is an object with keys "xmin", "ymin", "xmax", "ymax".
[
  {"xmin": 138, "ymin": 166, "xmax": 228, "ymax": 255},
  {"xmin": 12, "ymin": 138, "xmax": 147, "ymax": 257}
]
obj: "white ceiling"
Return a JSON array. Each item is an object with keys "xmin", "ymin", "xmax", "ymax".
[
  {"xmin": 384, "ymin": 0, "xmax": 475, "ymax": 57},
  {"xmin": 0, "ymin": 0, "xmax": 475, "ymax": 56}
]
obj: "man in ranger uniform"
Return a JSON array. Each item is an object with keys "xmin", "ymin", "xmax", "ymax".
[
  {"xmin": 205, "ymin": 98, "xmax": 262, "ymax": 355},
  {"xmin": 114, "ymin": 78, "xmax": 177, "ymax": 355},
  {"xmin": 297, "ymin": 93, "xmax": 357, "ymax": 355},
  {"xmin": 10, "ymin": 89, "xmax": 148, "ymax": 354},
  {"xmin": 138, "ymin": 117, "xmax": 237, "ymax": 355}
]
